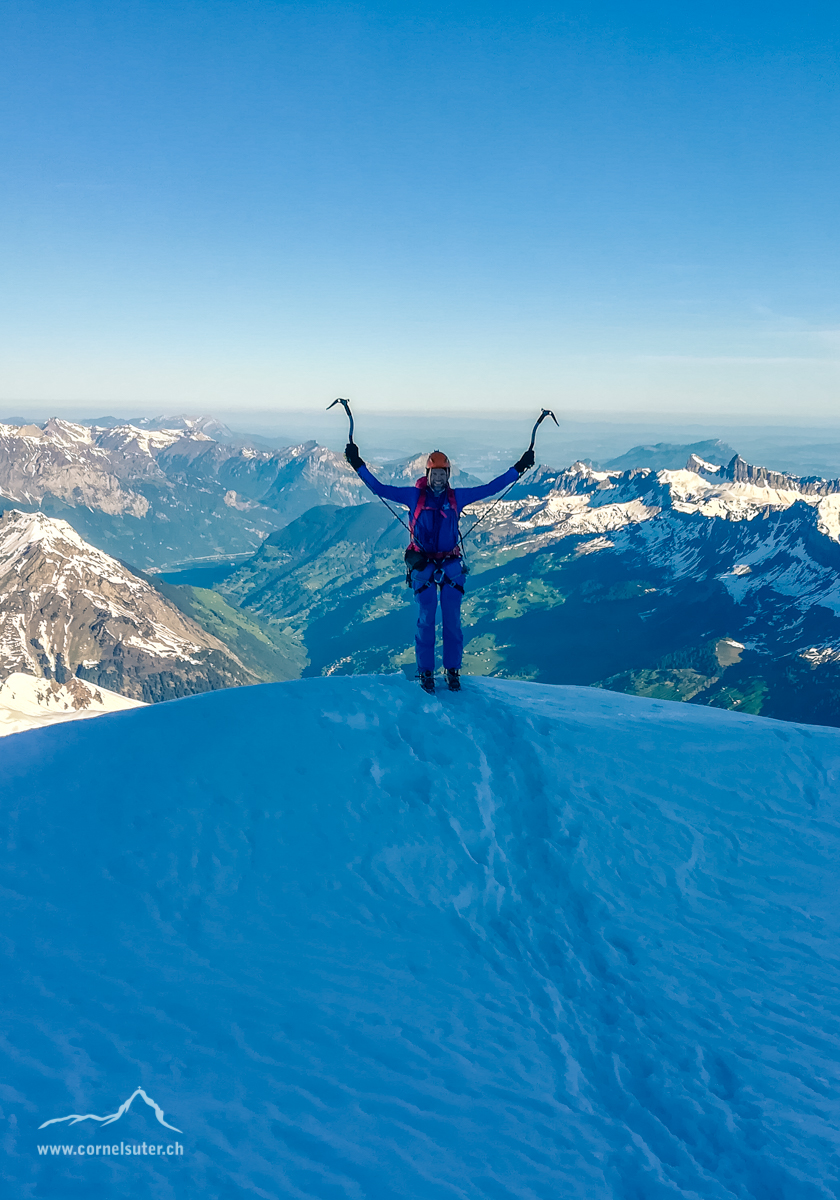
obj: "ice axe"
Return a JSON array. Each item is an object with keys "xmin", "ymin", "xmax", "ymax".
[
  {"xmin": 458, "ymin": 407, "xmax": 561, "ymax": 548},
  {"xmin": 528, "ymin": 408, "xmax": 559, "ymax": 454},
  {"xmin": 327, "ymin": 396, "xmax": 415, "ymax": 537},
  {"xmin": 327, "ymin": 397, "xmax": 355, "ymax": 443}
]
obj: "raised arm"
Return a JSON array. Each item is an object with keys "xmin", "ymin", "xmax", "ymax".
[
  {"xmin": 357, "ymin": 465, "xmax": 417, "ymax": 506},
  {"xmin": 455, "ymin": 468, "xmax": 518, "ymax": 507},
  {"xmin": 345, "ymin": 442, "xmax": 417, "ymax": 506},
  {"xmin": 455, "ymin": 448, "xmax": 535, "ymax": 506}
]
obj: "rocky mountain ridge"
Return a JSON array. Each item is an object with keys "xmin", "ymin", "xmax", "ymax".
[
  {"xmin": 0, "ymin": 418, "xmax": 367, "ymax": 567},
  {"xmin": 0, "ymin": 509, "xmax": 259, "ymax": 701},
  {"xmin": 695, "ymin": 451, "xmax": 840, "ymax": 496},
  {"xmin": 0, "ymin": 417, "xmax": 483, "ymax": 569},
  {"xmin": 461, "ymin": 453, "xmax": 840, "ymax": 553}
]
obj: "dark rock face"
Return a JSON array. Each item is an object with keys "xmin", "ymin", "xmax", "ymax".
[
  {"xmin": 712, "ymin": 454, "xmax": 840, "ymax": 497},
  {"xmin": 75, "ymin": 656, "xmax": 250, "ymax": 703}
]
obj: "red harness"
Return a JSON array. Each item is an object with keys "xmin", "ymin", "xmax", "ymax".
[{"xmin": 408, "ymin": 477, "xmax": 460, "ymax": 559}]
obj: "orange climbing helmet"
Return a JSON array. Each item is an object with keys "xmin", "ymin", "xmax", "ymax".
[{"xmin": 426, "ymin": 450, "xmax": 451, "ymax": 474}]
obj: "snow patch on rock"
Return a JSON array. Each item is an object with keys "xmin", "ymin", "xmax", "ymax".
[{"xmin": 0, "ymin": 671, "xmax": 143, "ymax": 736}]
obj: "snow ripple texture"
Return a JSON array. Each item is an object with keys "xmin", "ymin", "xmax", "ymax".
[{"xmin": 2, "ymin": 676, "xmax": 839, "ymax": 1199}]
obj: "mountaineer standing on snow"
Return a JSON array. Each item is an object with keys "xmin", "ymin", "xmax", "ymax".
[{"xmin": 344, "ymin": 441, "xmax": 534, "ymax": 693}]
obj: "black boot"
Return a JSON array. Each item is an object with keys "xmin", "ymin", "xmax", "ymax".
[
  {"xmin": 445, "ymin": 669, "xmax": 461, "ymax": 692},
  {"xmin": 418, "ymin": 670, "xmax": 435, "ymax": 694}
]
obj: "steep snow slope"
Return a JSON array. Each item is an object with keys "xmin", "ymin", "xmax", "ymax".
[{"xmin": 2, "ymin": 677, "xmax": 839, "ymax": 1199}]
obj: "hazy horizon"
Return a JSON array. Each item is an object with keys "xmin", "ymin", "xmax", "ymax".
[{"xmin": 3, "ymin": 405, "xmax": 840, "ymax": 480}]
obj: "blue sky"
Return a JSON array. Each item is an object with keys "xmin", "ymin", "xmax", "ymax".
[{"xmin": 1, "ymin": 0, "xmax": 839, "ymax": 415}]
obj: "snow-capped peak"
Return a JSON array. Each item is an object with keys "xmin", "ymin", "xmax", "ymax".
[
  {"xmin": 0, "ymin": 509, "xmax": 256, "ymax": 699},
  {"xmin": 685, "ymin": 452, "xmax": 722, "ymax": 473},
  {"xmin": 0, "ymin": 509, "xmax": 95, "ymax": 564},
  {"xmin": 478, "ymin": 455, "xmax": 840, "ymax": 552},
  {"xmin": 42, "ymin": 417, "xmax": 93, "ymax": 442}
]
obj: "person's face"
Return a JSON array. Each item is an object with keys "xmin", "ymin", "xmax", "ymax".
[{"xmin": 428, "ymin": 467, "xmax": 449, "ymax": 491}]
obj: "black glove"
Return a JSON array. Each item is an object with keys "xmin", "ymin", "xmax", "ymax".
[
  {"xmin": 345, "ymin": 441, "xmax": 365, "ymax": 471},
  {"xmin": 514, "ymin": 448, "xmax": 535, "ymax": 475}
]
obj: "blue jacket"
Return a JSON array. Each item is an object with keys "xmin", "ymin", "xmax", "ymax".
[{"xmin": 357, "ymin": 464, "xmax": 518, "ymax": 557}]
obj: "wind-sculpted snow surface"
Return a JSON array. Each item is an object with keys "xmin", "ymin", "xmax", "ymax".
[{"xmin": 2, "ymin": 677, "xmax": 839, "ymax": 1198}]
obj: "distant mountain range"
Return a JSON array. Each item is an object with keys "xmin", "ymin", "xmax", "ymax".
[
  {"xmin": 0, "ymin": 418, "xmax": 367, "ymax": 569},
  {"xmin": 218, "ymin": 450, "xmax": 840, "ymax": 727},
  {"xmin": 0, "ymin": 417, "xmax": 489, "ymax": 726},
  {"xmin": 6, "ymin": 416, "xmax": 840, "ymax": 728},
  {"xmin": 0, "ymin": 417, "xmax": 482, "ymax": 571},
  {"xmin": 602, "ymin": 438, "xmax": 737, "ymax": 471}
]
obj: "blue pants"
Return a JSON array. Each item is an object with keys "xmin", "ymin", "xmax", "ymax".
[{"xmin": 412, "ymin": 559, "xmax": 465, "ymax": 672}]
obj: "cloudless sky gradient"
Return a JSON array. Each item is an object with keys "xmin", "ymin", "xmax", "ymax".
[{"xmin": 1, "ymin": 0, "xmax": 839, "ymax": 415}]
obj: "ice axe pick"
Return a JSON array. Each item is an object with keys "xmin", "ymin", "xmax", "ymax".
[
  {"xmin": 528, "ymin": 408, "xmax": 560, "ymax": 453},
  {"xmin": 326, "ymin": 397, "xmax": 355, "ymax": 443}
]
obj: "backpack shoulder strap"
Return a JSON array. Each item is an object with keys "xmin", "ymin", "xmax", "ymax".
[{"xmin": 410, "ymin": 478, "xmax": 428, "ymax": 539}]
